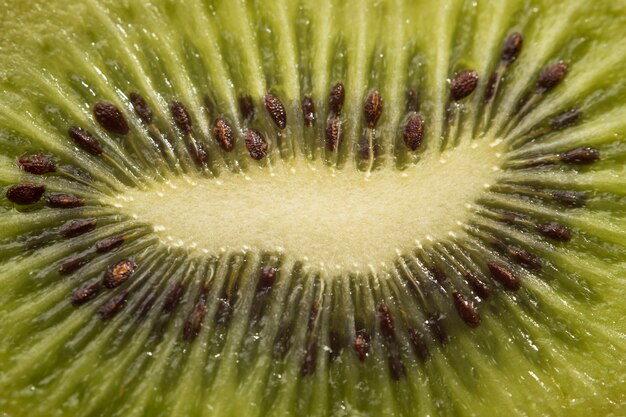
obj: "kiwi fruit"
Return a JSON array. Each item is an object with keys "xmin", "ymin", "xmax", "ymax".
[{"xmin": 1, "ymin": 0, "xmax": 625, "ymax": 416}]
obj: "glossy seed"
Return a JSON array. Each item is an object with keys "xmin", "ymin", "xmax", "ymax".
[
  {"xmin": 46, "ymin": 193, "xmax": 85, "ymax": 209},
  {"xmin": 537, "ymin": 222, "xmax": 572, "ymax": 242},
  {"xmin": 212, "ymin": 117, "xmax": 234, "ymax": 152},
  {"xmin": 162, "ymin": 281, "xmax": 185, "ymax": 313},
  {"xmin": 68, "ymin": 127, "xmax": 103, "ymax": 155},
  {"xmin": 325, "ymin": 117, "xmax": 343, "ymax": 151},
  {"xmin": 71, "ymin": 280, "xmax": 101, "ymax": 305},
  {"xmin": 98, "ymin": 291, "xmax": 128, "ymax": 320},
  {"xmin": 244, "ymin": 129, "xmax": 268, "ymax": 160},
  {"xmin": 264, "ymin": 92, "xmax": 287, "ymax": 129},
  {"xmin": 18, "ymin": 154, "xmax": 56, "ymax": 175},
  {"xmin": 378, "ymin": 303, "xmax": 396, "ymax": 341},
  {"xmin": 238, "ymin": 94, "xmax": 255, "ymax": 123},
  {"xmin": 559, "ymin": 147, "xmax": 600, "ymax": 165},
  {"xmin": 170, "ymin": 100, "xmax": 193, "ymax": 134},
  {"xmin": 487, "ymin": 261, "xmax": 520, "ymax": 291},
  {"xmin": 452, "ymin": 292, "xmax": 481, "ymax": 328},
  {"xmin": 408, "ymin": 328, "xmax": 430, "ymax": 361},
  {"xmin": 509, "ymin": 246, "xmax": 542, "ymax": 269},
  {"xmin": 403, "ymin": 113, "xmax": 425, "ymax": 151},
  {"xmin": 183, "ymin": 300, "xmax": 207, "ymax": 341},
  {"xmin": 59, "ymin": 218, "xmax": 97, "ymax": 238},
  {"xmin": 328, "ymin": 82, "xmax": 345, "ymax": 115},
  {"xmin": 450, "ymin": 70, "xmax": 479, "ymax": 101},
  {"xmin": 550, "ymin": 108, "xmax": 582, "ymax": 130},
  {"xmin": 301, "ymin": 341, "xmax": 317, "ymax": 376},
  {"xmin": 463, "ymin": 272, "xmax": 492, "ymax": 299},
  {"xmin": 95, "ymin": 235, "xmax": 125, "ymax": 253},
  {"xmin": 93, "ymin": 102, "xmax": 130, "ymax": 135},
  {"xmin": 6, "ymin": 183, "xmax": 45, "ymax": 204},
  {"xmin": 537, "ymin": 61, "xmax": 568, "ymax": 91},
  {"xmin": 353, "ymin": 329, "xmax": 370, "ymax": 362},
  {"xmin": 302, "ymin": 95, "xmax": 316, "ymax": 127},
  {"xmin": 388, "ymin": 355, "xmax": 406, "ymax": 381},
  {"xmin": 501, "ymin": 32, "xmax": 523, "ymax": 64},
  {"xmin": 129, "ymin": 92, "xmax": 153, "ymax": 124},
  {"xmin": 551, "ymin": 190, "xmax": 586, "ymax": 208},
  {"xmin": 364, "ymin": 90, "xmax": 383, "ymax": 128},
  {"xmin": 59, "ymin": 255, "xmax": 90, "ymax": 275},
  {"xmin": 103, "ymin": 259, "xmax": 136, "ymax": 289}
]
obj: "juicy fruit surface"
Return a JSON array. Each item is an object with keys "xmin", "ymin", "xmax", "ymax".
[{"xmin": 1, "ymin": 0, "xmax": 626, "ymax": 416}]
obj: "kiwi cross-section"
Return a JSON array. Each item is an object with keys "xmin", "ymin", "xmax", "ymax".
[{"xmin": 1, "ymin": 0, "xmax": 625, "ymax": 416}]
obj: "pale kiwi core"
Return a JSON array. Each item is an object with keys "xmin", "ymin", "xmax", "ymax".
[{"xmin": 113, "ymin": 141, "xmax": 502, "ymax": 271}]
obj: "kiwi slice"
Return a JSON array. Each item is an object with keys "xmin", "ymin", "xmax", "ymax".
[{"xmin": 1, "ymin": 0, "xmax": 625, "ymax": 416}]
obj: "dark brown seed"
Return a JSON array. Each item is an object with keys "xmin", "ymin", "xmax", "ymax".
[
  {"xmin": 405, "ymin": 88, "xmax": 419, "ymax": 112},
  {"xmin": 264, "ymin": 92, "xmax": 287, "ymax": 129},
  {"xmin": 551, "ymin": 190, "xmax": 586, "ymax": 208},
  {"xmin": 59, "ymin": 255, "xmax": 90, "ymax": 275},
  {"xmin": 103, "ymin": 259, "xmax": 136, "ymax": 289},
  {"xmin": 537, "ymin": 222, "xmax": 572, "ymax": 242},
  {"xmin": 364, "ymin": 90, "xmax": 383, "ymax": 129},
  {"xmin": 244, "ymin": 129, "xmax": 268, "ymax": 160},
  {"xmin": 559, "ymin": 147, "xmax": 600, "ymax": 165},
  {"xmin": 452, "ymin": 292, "xmax": 481, "ymax": 328},
  {"xmin": 408, "ymin": 328, "xmax": 430, "ymax": 361},
  {"xmin": 190, "ymin": 142, "xmax": 209, "ymax": 166},
  {"xmin": 95, "ymin": 235, "xmax": 125, "ymax": 253},
  {"xmin": 6, "ymin": 183, "xmax": 45, "ymax": 204},
  {"xmin": 353, "ymin": 329, "xmax": 370, "ymax": 362},
  {"xmin": 388, "ymin": 355, "xmax": 406, "ymax": 381},
  {"xmin": 18, "ymin": 154, "xmax": 56, "ymax": 175},
  {"xmin": 450, "ymin": 70, "xmax": 479, "ymax": 101},
  {"xmin": 357, "ymin": 132, "xmax": 381, "ymax": 160},
  {"xmin": 403, "ymin": 113, "xmax": 425, "ymax": 151},
  {"xmin": 93, "ymin": 102, "xmax": 130, "ymax": 135},
  {"xmin": 487, "ymin": 261, "xmax": 520, "ymax": 291},
  {"xmin": 537, "ymin": 61, "xmax": 568, "ymax": 91},
  {"xmin": 549, "ymin": 108, "xmax": 582, "ymax": 130},
  {"xmin": 162, "ymin": 281, "xmax": 185, "ymax": 313},
  {"xmin": 430, "ymin": 267, "xmax": 448, "ymax": 285},
  {"xmin": 59, "ymin": 218, "xmax": 97, "ymax": 238},
  {"xmin": 427, "ymin": 313, "xmax": 448, "ymax": 344},
  {"xmin": 509, "ymin": 247, "xmax": 542, "ymax": 269},
  {"xmin": 273, "ymin": 327, "xmax": 292, "ymax": 359},
  {"xmin": 325, "ymin": 117, "xmax": 342, "ymax": 151},
  {"xmin": 484, "ymin": 72, "xmax": 498, "ymax": 101},
  {"xmin": 301, "ymin": 340, "xmax": 317, "ymax": 376},
  {"xmin": 302, "ymin": 95, "xmax": 316, "ymax": 127},
  {"xmin": 328, "ymin": 82, "xmax": 345, "ymax": 115},
  {"xmin": 212, "ymin": 117, "xmax": 234, "ymax": 152},
  {"xmin": 183, "ymin": 300, "xmax": 207, "ymax": 341},
  {"xmin": 378, "ymin": 303, "xmax": 396, "ymax": 341},
  {"xmin": 68, "ymin": 126, "xmax": 103, "ymax": 156},
  {"xmin": 501, "ymin": 32, "xmax": 523, "ymax": 65},
  {"xmin": 46, "ymin": 193, "xmax": 85, "ymax": 209},
  {"xmin": 463, "ymin": 272, "xmax": 492, "ymax": 299},
  {"xmin": 329, "ymin": 331, "xmax": 343, "ymax": 361},
  {"xmin": 71, "ymin": 280, "xmax": 101, "ymax": 305},
  {"xmin": 98, "ymin": 291, "xmax": 128, "ymax": 320},
  {"xmin": 170, "ymin": 100, "xmax": 193, "ymax": 134},
  {"xmin": 238, "ymin": 94, "xmax": 255, "ymax": 123},
  {"xmin": 129, "ymin": 92, "xmax": 153, "ymax": 124},
  {"xmin": 257, "ymin": 266, "xmax": 277, "ymax": 293}
]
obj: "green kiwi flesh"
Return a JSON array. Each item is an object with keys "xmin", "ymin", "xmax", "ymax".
[{"xmin": 1, "ymin": 0, "xmax": 626, "ymax": 416}]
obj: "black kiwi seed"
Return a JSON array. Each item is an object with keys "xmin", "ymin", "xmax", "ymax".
[
  {"xmin": 487, "ymin": 261, "xmax": 521, "ymax": 291},
  {"xmin": 46, "ymin": 193, "xmax": 85, "ymax": 209},
  {"xmin": 325, "ymin": 117, "xmax": 343, "ymax": 151},
  {"xmin": 98, "ymin": 291, "xmax": 128, "ymax": 320},
  {"xmin": 71, "ymin": 280, "xmax": 102, "ymax": 305},
  {"xmin": 170, "ymin": 100, "xmax": 193, "ymax": 134},
  {"xmin": 364, "ymin": 90, "xmax": 383, "ymax": 129},
  {"xmin": 403, "ymin": 113, "xmax": 425, "ymax": 151},
  {"xmin": 549, "ymin": 108, "xmax": 582, "ymax": 130},
  {"xmin": 463, "ymin": 271, "xmax": 492, "ymax": 299},
  {"xmin": 93, "ymin": 101, "xmax": 130, "ymax": 135},
  {"xmin": 5, "ymin": 183, "xmax": 46, "ymax": 204},
  {"xmin": 183, "ymin": 300, "xmax": 207, "ymax": 341},
  {"xmin": 328, "ymin": 82, "xmax": 345, "ymax": 115},
  {"xmin": 129, "ymin": 92, "xmax": 153, "ymax": 124},
  {"xmin": 353, "ymin": 329, "xmax": 370, "ymax": 362},
  {"xmin": 212, "ymin": 117, "xmax": 234, "ymax": 152},
  {"xmin": 238, "ymin": 94, "xmax": 255, "ymax": 123},
  {"xmin": 501, "ymin": 32, "xmax": 523, "ymax": 65},
  {"xmin": 537, "ymin": 61, "xmax": 568, "ymax": 91},
  {"xmin": 452, "ymin": 292, "xmax": 481, "ymax": 328},
  {"xmin": 162, "ymin": 281, "xmax": 185, "ymax": 313},
  {"xmin": 536, "ymin": 222, "xmax": 572, "ymax": 242},
  {"xmin": 558, "ymin": 147, "xmax": 600, "ymax": 165},
  {"xmin": 256, "ymin": 266, "xmax": 277, "ymax": 293},
  {"xmin": 102, "ymin": 259, "xmax": 136, "ymax": 289},
  {"xmin": 95, "ymin": 236, "xmax": 126, "ymax": 253},
  {"xmin": 408, "ymin": 328, "xmax": 430, "ymax": 361},
  {"xmin": 17, "ymin": 154, "xmax": 57, "ymax": 175},
  {"xmin": 450, "ymin": 70, "xmax": 479, "ymax": 101},
  {"xmin": 509, "ymin": 246, "xmax": 542, "ymax": 269},
  {"xmin": 551, "ymin": 189, "xmax": 586, "ymax": 208},
  {"xmin": 264, "ymin": 92, "xmax": 287, "ymax": 129},
  {"xmin": 59, "ymin": 218, "xmax": 97, "ymax": 238},
  {"xmin": 244, "ymin": 129, "xmax": 268, "ymax": 160},
  {"xmin": 59, "ymin": 255, "xmax": 90, "ymax": 275},
  {"xmin": 302, "ymin": 95, "xmax": 316, "ymax": 127},
  {"xmin": 378, "ymin": 303, "xmax": 396, "ymax": 341},
  {"xmin": 68, "ymin": 127, "xmax": 104, "ymax": 156}
]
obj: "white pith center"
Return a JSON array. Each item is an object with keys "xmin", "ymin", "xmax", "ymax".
[{"xmin": 113, "ymin": 142, "xmax": 502, "ymax": 272}]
